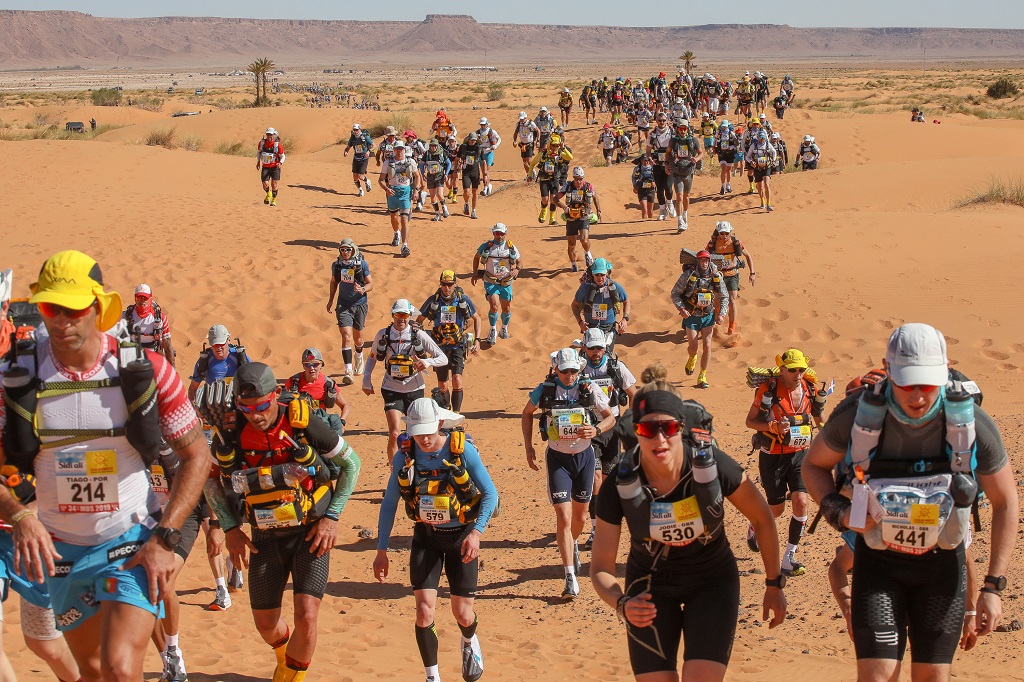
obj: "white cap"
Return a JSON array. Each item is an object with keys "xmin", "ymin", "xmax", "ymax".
[
  {"xmin": 352, "ymin": 123, "xmax": 361, "ymax": 130},
  {"xmin": 393, "ymin": 140, "xmax": 406, "ymax": 149},
  {"xmin": 134, "ymin": 283, "xmax": 152, "ymax": 297},
  {"xmin": 885, "ymin": 323, "xmax": 949, "ymax": 387},
  {"xmin": 391, "ymin": 298, "xmax": 416, "ymax": 315},
  {"xmin": 553, "ymin": 348, "xmax": 583, "ymax": 371},
  {"xmin": 539, "ymin": 106, "xmax": 548, "ymax": 113},
  {"xmin": 404, "ymin": 398, "xmax": 465, "ymax": 436},
  {"xmin": 0, "ymin": 269, "xmax": 12, "ymax": 303},
  {"xmin": 715, "ymin": 221, "xmax": 733, "ymax": 234},
  {"xmin": 572, "ymin": 166, "xmax": 585, "ymax": 178},
  {"xmin": 583, "ymin": 328, "xmax": 607, "ymax": 349},
  {"xmin": 804, "ymin": 134, "xmax": 812, "ymax": 142},
  {"xmin": 519, "ymin": 111, "xmax": 527, "ymax": 119},
  {"xmin": 759, "ymin": 113, "xmax": 767, "ymax": 120},
  {"xmin": 208, "ymin": 324, "xmax": 230, "ymax": 345},
  {"xmin": 479, "ymin": 117, "xmax": 488, "ymax": 125},
  {"xmin": 266, "ymin": 127, "xmax": 277, "ymax": 135},
  {"xmin": 491, "ymin": 222, "xmax": 507, "ymax": 234}
]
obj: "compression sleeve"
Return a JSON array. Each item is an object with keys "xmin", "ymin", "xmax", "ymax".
[
  {"xmin": 376, "ymin": 451, "xmax": 405, "ymax": 551},
  {"xmin": 716, "ymin": 271, "xmax": 729, "ymax": 317},
  {"xmin": 326, "ymin": 439, "xmax": 361, "ymax": 517},
  {"xmin": 462, "ymin": 442, "xmax": 498, "ymax": 535}
]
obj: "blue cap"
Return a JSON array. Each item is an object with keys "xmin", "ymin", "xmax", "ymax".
[{"xmin": 591, "ymin": 258, "xmax": 611, "ymax": 275}]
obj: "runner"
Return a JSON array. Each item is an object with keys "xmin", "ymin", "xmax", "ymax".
[
  {"xmin": 590, "ymin": 379, "xmax": 787, "ymax": 682},
  {"xmin": 699, "ymin": 112, "xmax": 718, "ymax": 171},
  {"xmin": 375, "ymin": 126, "xmax": 399, "ymax": 169},
  {"xmin": 285, "ymin": 348, "xmax": 349, "ymax": 436},
  {"xmin": 577, "ymin": 329, "xmax": 638, "ymax": 551},
  {"xmin": 746, "ymin": 128, "xmax": 778, "ymax": 212},
  {"xmin": 771, "ymin": 132, "xmax": 789, "ymax": 174},
  {"xmin": 630, "ymin": 155, "xmax": 657, "ymax": 220},
  {"xmin": 581, "ymin": 81, "xmax": 599, "ymax": 125},
  {"xmin": 558, "ymin": 87, "xmax": 574, "ymax": 127},
  {"xmin": 553, "ymin": 167, "xmax": 603, "ymax": 272},
  {"xmin": 416, "ymin": 271, "xmax": 482, "ymax": 413},
  {"xmin": 795, "ymin": 135, "xmax": 821, "ymax": 171},
  {"xmin": 379, "ymin": 140, "xmax": 422, "ymax": 257},
  {"xmin": 571, "ymin": 258, "xmax": 630, "ymax": 352},
  {"xmin": 645, "ymin": 112, "xmax": 675, "ymax": 221},
  {"xmin": 363, "ymin": 299, "xmax": 448, "ymax": 462},
  {"xmin": 615, "ymin": 128, "xmax": 633, "ymax": 164},
  {"xmin": 528, "ymin": 134, "xmax": 573, "ymax": 226},
  {"xmin": 430, "ymin": 109, "xmax": 457, "ymax": 145},
  {"xmin": 419, "ymin": 138, "xmax": 453, "ymax": 222},
  {"xmin": 0, "ymin": 250, "xmax": 210, "ymax": 681},
  {"xmin": 715, "ymin": 120, "xmax": 738, "ymax": 195},
  {"xmin": 512, "ymin": 112, "xmax": 540, "ymax": 179},
  {"xmin": 597, "ymin": 124, "xmax": 617, "ymax": 165},
  {"xmin": 471, "ymin": 223, "xmax": 522, "ymax": 346},
  {"xmin": 475, "ymin": 118, "xmax": 501, "ymax": 197},
  {"xmin": 342, "ymin": 123, "xmax": 374, "ymax": 196},
  {"xmin": 704, "ymin": 222, "xmax": 755, "ymax": 334},
  {"xmin": 779, "ymin": 74, "xmax": 795, "ymax": 106},
  {"xmin": 753, "ymin": 71, "xmax": 771, "ymax": 116},
  {"xmin": 0, "ymin": 270, "xmax": 13, "ymax": 359},
  {"xmin": 803, "ymin": 323, "xmax": 1019, "ymax": 682},
  {"xmin": 444, "ymin": 134, "xmax": 462, "ymax": 203},
  {"xmin": 374, "ymin": 398, "xmax": 498, "ymax": 682},
  {"xmin": 202, "ymin": 362, "xmax": 361, "ymax": 682},
  {"xmin": 744, "ymin": 349, "xmax": 826, "ymax": 578},
  {"xmin": 521, "ymin": 348, "xmax": 615, "ymax": 600},
  {"xmin": 457, "ymin": 133, "xmax": 483, "ymax": 220},
  {"xmin": 772, "ymin": 94, "xmax": 789, "ymax": 120},
  {"xmin": 671, "ymin": 250, "xmax": 728, "ymax": 389},
  {"xmin": 404, "ymin": 130, "xmax": 430, "ymax": 212},
  {"xmin": 634, "ymin": 101, "xmax": 653, "ymax": 144},
  {"xmin": 257, "ymin": 128, "xmax": 285, "ymax": 206},
  {"xmin": 122, "ymin": 283, "xmax": 175, "ymax": 366},
  {"xmin": 187, "ymin": 324, "xmax": 251, "ymax": 402},
  {"xmin": 666, "ymin": 119, "xmax": 703, "ymax": 233},
  {"xmin": 736, "ymin": 75, "xmax": 753, "ymax": 120},
  {"xmin": 534, "ymin": 107, "xmax": 556, "ymax": 151}
]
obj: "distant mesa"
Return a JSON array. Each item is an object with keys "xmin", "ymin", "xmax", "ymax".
[{"xmin": 423, "ymin": 15, "xmax": 478, "ymax": 22}]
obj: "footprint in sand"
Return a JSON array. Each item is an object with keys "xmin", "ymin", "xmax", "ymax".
[
  {"xmin": 1012, "ymin": 343, "xmax": 1024, "ymax": 353},
  {"xmin": 946, "ymin": 337, "xmax": 960, "ymax": 346},
  {"xmin": 795, "ymin": 328, "xmax": 812, "ymax": 341},
  {"xmin": 772, "ymin": 310, "xmax": 790, "ymax": 322},
  {"xmin": 998, "ymin": 363, "xmax": 1018, "ymax": 371},
  {"xmin": 974, "ymin": 338, "xmax": 993, "ymax": 348},
  {"xmin": 819, "ymin": 325, "xmax": 840, "ymax": 341},
  {"xmin": 759, "ymin": 319, "xmax": 776, "ymax": 332},
  {"xmin": 981, "ymin": 348, "xmax": 1010, "ymax": 361},
  {"xmin": 751, "ymin": 298, "xmax": 771, "ymax": 308}
]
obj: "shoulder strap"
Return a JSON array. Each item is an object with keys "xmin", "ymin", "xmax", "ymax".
[{"xmin": 450, "ymin": 429, "xmax": 465, "ymax": 455}]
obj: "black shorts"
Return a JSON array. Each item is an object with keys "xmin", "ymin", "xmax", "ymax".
[
  {"xmin": 351, "ymin": 157, "xmax": 369, "ymax": 174},
  {"xmin": 851, "ymin": 537, "xmax": 966, "ymax": 664},
  {"xmin": 261, "ymin": 167, "xmax": 281, "ymax": 182},
  {"xmin": 519, "ymin": 144, "xmax": 534, "ymax": 159},
  {"xmin": 625, "ymin": 551, "xmax": 740, "ymax": 673},
  {"xmin": 636, "ymin": 187, "xmax": 656, "ymax": 202},
  {"xmin": 248, "ymin": 526, "xmax": 331, "ymax": 610},
  {"xmin": 426, "ymin": 176, "xmax": 446, "ymax": 190},
  {"xmin": 434, "ymin": 344, "xmax": 466, "ymax": 381},
  {"xmin": 565, "ymin": 219, "xmax": 589, "ymax": 237},
  {"xmin": 539, "ymin": 179, "xmax": 560, "ymax": 198},
  {"xmin": 757, "ymin": 449, "xmax": 807, "ymax": 506},
  {"xmin": 335, "ymin": 301, "xmax": 368, "ymax": 330},
  {"xmin": 173, "ymin": 506, "xmax": 204, "ymax": 561},
  {"xmin": 753, "ymin": 166, "xmax": 772, "ymax": 182},
  {"xmin": 381, "ymin": 387, "xmax": 424, "ymax": 414},
  {"xmin": 719, "ymin": 151, "xmax": 736, "ymax": 164},
  {"xmin": 545, "ymin": 446, "xmax": 595, "ymax": 504},
  {"xmin": 462, "ymin": 171, "xmax": 480, "ymax": 189},
  {"xmin": 592, "ymin": 428, "xmax": 622, "ymax": 475},
  {"xmin": 802, "ymin": 159, "xmax": 818, "ymax": 170},
  {"xmin": 409, "ymin": 523, "xmax": 478, "ymax": 597},
  {"xmin": 723, "ymin": 273, "xmax": 740, "ymax": 292}
]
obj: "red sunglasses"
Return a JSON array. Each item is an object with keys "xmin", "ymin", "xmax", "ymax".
[
  {"xmin": 237, "ymin": 399, "xmax": 274, "ymax": 414},
  {"xmin": 893, "ymin": 383, "xmax": 940, "ymax": 393},
  {"xmin": 37, "ymin": 302, "xmax": 92, "ymax": 319},
  {"xmin": 634, "ymin": 419, "xmax": 684, "ymax": 439}
]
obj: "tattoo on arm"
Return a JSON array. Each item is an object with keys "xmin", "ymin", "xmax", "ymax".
[{"xmin": 168, "ymin": 423, "xmax": 204, "ymax": 451}]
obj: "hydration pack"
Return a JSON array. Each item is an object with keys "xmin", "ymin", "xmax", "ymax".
[{"xmin": 397, "ymin": 427, "xmax": 482, "ymax": 526}]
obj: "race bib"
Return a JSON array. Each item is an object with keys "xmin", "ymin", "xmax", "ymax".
[
  {"xmin": 592, "ymin": 303, "xmax": 609, "ymax": 321},
  {"xmin": 650, "ymin": 496, "xmax": 704, "ymax": 547},
  {"xmin": 253, "ymin": 505, "xmax": 300, "ymax": 530},
  {"xmin": 874, "ymin": 475, "xmax": 953, "ymax": 555},
  {"xmin": 788, "ymin": 425, "xmax": 812, "ymax": 449},
  {"xmin": 641, "ymin": 180, "xmax": 654, "ymax": 189},
  {"xmin": 656, "ymin": 151, "xmax": 666, "ymax": 162},
  {"xmin": 55, "ymin": 449, "xmax": 120, "ymax": 513},
  {"xmin": 389, "ymin": 363, "xmax": 413, "ymax": 379},
  {"xmin": 338, "ymin": 268, "xmax": 355, "ymax": 284},
  {"xmin": 721, "ymin": 255, "xmax": 737, "ymax": 272},
  {"xmin": 803, "ymin": 151, "xmax": 816, "ymax": 162},
  {"xmin": 543, "ymin": 161, "xmax": 555, "ymax": 174},
  {"xmin": 591, "ymin": 377, "xmax": 614, "ymax": 397},
  {"xmin": 439, "ymin": 305, "xmax": 458, "ymax": 325},
  {"xmin": 260, "ymin": 152, "xmax": 277, "ymax": 165},
  {"xmin": 549, "ymin": 407, "xmax": 587, "ymax": 441},
  {"xmin": 419, "ymin": 495, "xmax": 451, "ymax": 525},
  {"xmin": 491, "ymin": 258, "xmax": 510, "ymax": 278},
  {"xmin": 355, "ymin": 144, "xmax": 366, "ymax": 154},
  {"xmin": 149, "ymin": 464, "xmax": 169, "ymax": 497},
  {"xmin": 465, "ymin": 155, "xmax": 476, "ymax": 166},
  {"xmin": 428, "ymin": 162, "xmax": 441, "ymax": 175},
  {"xmin": 696, "ymin": 292, "xmax": 712, "ymax": 308}
]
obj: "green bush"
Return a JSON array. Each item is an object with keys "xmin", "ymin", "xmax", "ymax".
[
  {"xmin": 145, "ymin": 127, "xmax": 177, "ymax": 148},
  {"xmin": 487, "ymin": 85, "xmax": 505, "ymax": 101},
  {"xmin": 213, "ymin": 140, "xmax": 251, "ymax": 156},
  {"xmin": 955, "ymin": 176, "xmax": 1024, "ymax": 208},
  {"xmin": 987, "ymin": 78, "xmax": 1020, "ymax": 99},
  {"xmin": 133, "ymin": 94, "xmax": 164, "ymax": 112},
  {"xmin": 366, "ymin": 113, "xmax": 413, "ymax": 138},
  {"xmin": 91, "ymin": 88, "xmax": 122, "ymax": 106}
]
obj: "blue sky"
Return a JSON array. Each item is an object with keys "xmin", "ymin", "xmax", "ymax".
[{"xmin": 8, "ymin": 1, "xmax": 1024, "ymax": 28}]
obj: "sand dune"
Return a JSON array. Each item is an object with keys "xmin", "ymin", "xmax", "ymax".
[{"xmin": 3, "ymin": 79, "xmax": 1024, "ymax": 681}]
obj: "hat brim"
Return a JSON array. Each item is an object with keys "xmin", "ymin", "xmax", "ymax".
[
  {"xmin": 889, "ymin": 364, "xmax": 948, "ymax": 387},
  {"xmin": 780, "ymin": 360, "xmax": 809, "ymax": 370},
  {"xmin": 209, "ymin": 334, "xmax": 230, "ymax": 345},
  {"xmin": 30, "ymin": 288, "xmax": 123, "ymax": 332},
  {"xmin": 407, "ymin": 406, "xmax": 465, "ymax": 436}
]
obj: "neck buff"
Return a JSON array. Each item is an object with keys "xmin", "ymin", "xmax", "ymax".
[
  {"xmin": 886, "ymin": 381, "xmax": 945, "ymax": 427},
  {"xmin": 134, "ymin": 299, "xmax": 154, "ymax": 318}
]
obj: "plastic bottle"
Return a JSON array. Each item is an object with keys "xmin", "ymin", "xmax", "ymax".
[
  {"xmin": 230, "ymin": 470, "xmax": 251, "ymax": 495},
  {"xmin": 849, "ymin": 387, "xmax": 887, "ymax": 469},
  {"xmin": 756, "ymin": 390, "xmax": 773, "ymax": 420},
  {"xmin": 811, "ymin": 382, "xmax": 828, "ymax": 418},
  {"xmin": 280, "ymin": 463, "xmax": 316, "ymax": 487},
  {"xmin": 258, "ymin": 466, "xmax": 274, "ymax": 490}
]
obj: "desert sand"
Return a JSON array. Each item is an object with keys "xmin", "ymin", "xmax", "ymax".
[{"xmin": 2, "ymin": 64, "xmax": 1024, "ymax": 682}]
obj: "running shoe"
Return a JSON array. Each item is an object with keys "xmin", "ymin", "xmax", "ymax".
[
  {"xmin": 207, "ymin": 586, "xmax": 232, "ymax": 611},
  {"xmin": 431, "ymin": 213, "xmax": 441, "ymax": 222},
  {"xmin": 342, "ymin": 372, "xmax": 354, "ymax": 386},
  {"xmin": 658, "ymin": 207, "xmax": 666, "ymax": 221},
  {"xmin": 746, "ymin": 524, "xmax": 759, "ymax": 553},
  {"xmin": 538, "ymin": 207, "xmax": 548, "ymax": 223},
  {"xmin": 782, "ymin": 557, "xmax": 807, "ymax": 577},
  {"xmin": 269, "ymin": 195, "xmax": 277, "ymax": 207},
  {"xmin": 264, "ymin": 192, "xmax": 272, "ymax": 204},
  {"xmin": 390, "ymin": 232, "xmax": 401, "ymax": 247},
  {"xmin": 667, "ymin": 203, "xmax": 676, "ymax": 218},
  {"xmin": 163, "ymin": 646, "xmax": 188, "ymax": 682},
  {"xmin": 570, "ymin": 262, "xmax": 579, "ymax": 273},
  {"xmin": 228, "ymin": 563, "xmax": 244, "ymax": 591},
  {"xmin": 585, "ymin": 253, "xmax": 595, "ymax": 268},
  {"xmin": 720, "ymin": 186, "xmax": 726, "ymax": 195},
  {"xmin": 442, "ymin": 204, "xmax": 450, "ymax": 218},
  {"xmin": 416, "ymin": 201, "xmax": 424, "ymax": 211},
  {"xmin": 685, "ymin": 354, "xmax": 697, "ymax": 376},
  {"xmin": 487, "ymin": 183, "xmax": 493, "ymax": 195},
  {"xmin": 677, "ymin": 216, "xmax": 687, "ymax": 233},
  {"xmin": 726, "ymin": 183, "xmax": 732, "ymax": 193},
  {"xmin": 463, "ymin": 203, "xmax": 470, "ymax": 215},
  {"xmin": 766, "ymin": 204, "xmax": 774, "ymax": 213},
  {"xmin": 486, "ymin": 328, "xmax": 498, "ymax": 345},
  {"xmin": 748, "ymin": 182, "xmax": 755, "ymax": 194},
  {"xmin": 549, "ymin": 214, "xmax": 558, "ymax": 226},
  {"xmin": 461, "ymin": 635, "xmax": 485, "ymax": 682},
  {"xmin": 583, "ymin": 527, "xmax": 595, "ymax": 551},
  {"xmin": 401, "ymin": 245, "xmax": 411, "ymax": 258},
  {"xmin": 471, "ymin": 210, "xmax": 478, "ymax": 219},
  {"xmin": 354, "ymin": 353, "xmax": 365, "ymax": 375},
  {"xmin": 561, "ymin": 574, "xmax": 579, "ymax": 601},
  {"xmin": 498, "ymin": 327, "xmax": 510, "ymax": 339},
  {"xmin": 573, "ymin": 541, "xmax": 582, "ymax": 575},
  {"xmin": 358, "ymin": 188, "xmax": 364, "ymax": 197},
  {"xmin": 697, "ymin": 370, "xmax": 709, "ymax": 389},
  {"xmin": 365, "ymin": 179, "xmax": 372, "ymax": 191}
]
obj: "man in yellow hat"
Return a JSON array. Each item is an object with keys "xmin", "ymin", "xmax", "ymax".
[
  {"xmin": 0, "ymin": 250, "xmax": 211, "ymax": 681},
  {"xmin": 744, "ymin": 348, "xmax": 825, "ymax": 577}
]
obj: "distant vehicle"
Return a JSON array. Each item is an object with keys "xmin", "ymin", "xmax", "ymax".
[
  {"xmin": 171, "ymin": 111, "xmax": 200, "ymax": 118},
  {"xmin": 194, "ymin": 88, "xmax": 205, "ymax": 95},
  {"xmin": 114, "ymin": 86, "xmax": 123, "ymax": 91},
  {"xmin": 167, "ymin": 87, "xmax": 175, "ymax": 94},
  {"xmin": 65, "ymin": 122, "xmax": 86, "ymax": 133}
]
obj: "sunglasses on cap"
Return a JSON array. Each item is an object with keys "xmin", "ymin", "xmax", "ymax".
[
  {"xmin": 38, "ymin": 301, "xmax": 93, "ymax": 319},
  {"xmin": 634, "ymin": 419, "xmax": 685, "ymax": 439},
  {"xmin": 302, "ymin": 361, "xmax": 323, "ymax": 368},
  {"xmin": 893, "ymin": 383, "xmax": 940, "ymax": 393},
  {"xmin": 237, "ymin": 399, "xmax": 274, "ymax": 414}
]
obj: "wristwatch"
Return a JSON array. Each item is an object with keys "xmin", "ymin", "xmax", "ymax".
[
  {"xmin": 765, "ymin": 575, "xmax": 787, "ymax": 589},
  {"xmin": 983, "ymin": 575, "xmax": 1007, "ymax": 595},
  {"xmin": 208, "ymin": 519, "xmax": 221, "ymax": 529},
  {"xmin": 152, "ymin": 526, "xmax": 183, "ymax": 550}
]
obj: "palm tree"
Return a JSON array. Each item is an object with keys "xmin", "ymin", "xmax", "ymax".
[
  {"xmin": 679, "ymin": 51, "xmax": 695, "ymax": 76},
  {"xmin": 247, "ymin": 57, "xmax": 274, "ymax": 106}
]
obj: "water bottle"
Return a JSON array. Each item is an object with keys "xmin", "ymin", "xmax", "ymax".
[
  {"xmin": 280, "ymin": 463, "xmax": 316, "ymax": 487},
  {"xmin": 849, "ymin": 387, "xmax": 887, "ymax": 468},
  {"xmin": 757, "ymin": 390, "xmax": 773, "ymax": 420},
  {"xmin": 258, "ymin": 466, "xmax": 274, "ymax": 490},
  {"xmin": 811, "ymin": 382, "xmax": 828, "ymax": 418},
  {"xmin": 944, "ymin": 386, "xmax": 976, "ymax": 462},
  {"xmin": 230, "ymin": 470, "xmax": 251, "ymax": 495}
]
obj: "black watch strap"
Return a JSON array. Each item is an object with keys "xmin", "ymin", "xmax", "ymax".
[{"xmin": 984, "ymin": 575, "xmax": 1007, "ymax": 592}]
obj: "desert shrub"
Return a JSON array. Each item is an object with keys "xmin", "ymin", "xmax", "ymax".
[
  {"xmin": 955, "ymin": 177, "xmax": 1024, "ymax": 208},
  {"xmin": 213, "ymin": 140, "xmax": 251, "ymax": 156},
  {"xmin": 145, "ymin": 127, "xmax": 177, "ymax": 148},
  {"xmin": 987, "ymin": 78, "xmax": 1020, "ymax": 99},
  {"xmin": 133, "ymin": 94, "xmax": 164, "ymax": 112},
  {"xmin": 91, "ymin": 88, "xmax": 122, "ymax": 106},
  {"xmin": 179, "ymin": 135, "xmax": 202, "ymax": 151},
  {"xmin": 366, "ymin": 112, "xmax": 413, "ymax": 138},
  {"xmin": 487, "ymin": 85, "xmax": 505, "ymax": 101}
]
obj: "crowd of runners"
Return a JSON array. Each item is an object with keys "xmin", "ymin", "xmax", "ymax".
[{"xmin": 0, "ymin": 64, "xmax": 1018, "ymax": 682}]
